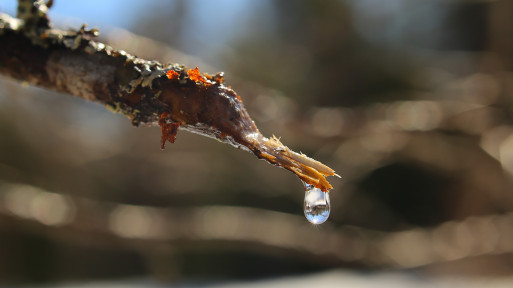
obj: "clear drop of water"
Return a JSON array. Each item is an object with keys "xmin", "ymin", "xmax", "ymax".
[{"xmin": 303, "ymin": 183, "xmax": 330, "ymax": 224}]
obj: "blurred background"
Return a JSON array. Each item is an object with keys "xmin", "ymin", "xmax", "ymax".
[{"xmin": 1, "ymin": 0, "xmax": 513, "ymax": 286}]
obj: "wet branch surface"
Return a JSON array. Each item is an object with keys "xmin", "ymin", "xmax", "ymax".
[{"xmin": 0, "ymin": 3, "xmax": 337, "ymax": 191}]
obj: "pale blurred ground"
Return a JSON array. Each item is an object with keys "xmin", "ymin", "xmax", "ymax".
[
  {"xmin": 16, "ymin": 270, "xmax": 513, "ymax": 288},
  {"xmin": 1, "ymin": 0, "xmax": 513, "ymax": 286}
]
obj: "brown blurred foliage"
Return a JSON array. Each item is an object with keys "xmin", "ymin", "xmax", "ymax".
[{"xmin": 1, "ymin": 0, "xmax": 513, "ymax": 285}]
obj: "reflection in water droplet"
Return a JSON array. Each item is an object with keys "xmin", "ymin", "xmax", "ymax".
[{"xmin": 303, "ymin": 183, "xmax": 330, "ymax": 224}]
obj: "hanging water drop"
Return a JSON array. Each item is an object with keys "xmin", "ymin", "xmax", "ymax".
[{"xmin": 303, "ymin": 183, "xmax": 330, "ymax": 224}]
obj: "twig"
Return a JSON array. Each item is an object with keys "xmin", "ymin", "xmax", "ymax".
[
  {"xmin": 0, "ymin": 1, "xmax": 338, "ymax": 191},
  {"xmin": 2, "ymin": 181, "xmax": 513, "ymax": 268}
]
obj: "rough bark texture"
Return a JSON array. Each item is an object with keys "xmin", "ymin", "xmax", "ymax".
[{"xmin": 0, "ymin": 3, "xmax": 337, "ymax": 191}]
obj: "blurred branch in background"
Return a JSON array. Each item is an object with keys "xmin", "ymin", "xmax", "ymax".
[
  {"xmin": 1, "ymin": 0, "xmax": 513, "ymax": 285},
  {"xmin": 2, "ymin": 179, "xmax": 513, "ymax": 271}
]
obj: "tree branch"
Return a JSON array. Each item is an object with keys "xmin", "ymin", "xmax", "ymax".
[{"xmin": 0, "ymin": 1, "xmax": 338, "ymax": 191}]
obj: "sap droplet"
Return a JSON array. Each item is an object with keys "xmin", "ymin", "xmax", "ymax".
[{"xmin": 303, "ymin": 183, "xmax": 330, "ymax": 224}]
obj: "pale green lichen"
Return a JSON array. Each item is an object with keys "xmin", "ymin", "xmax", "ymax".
[
  {"xmin": 125, "ymin": 63, "xmax": 167, "ymax": 94},
  {"xmin": 63, "ymin": 34, "xmax": 82, "ymax": 50},
  {"xmin": 17, "ymin": 0, "xmax": 49, "ymax": 25},
  {"xmin": 105, "ymin": 102, "xmax": 122, "ymax": 114},
  {"xmin": 0, "ymin": 13, "xmax": 22, "ymax": 31}
]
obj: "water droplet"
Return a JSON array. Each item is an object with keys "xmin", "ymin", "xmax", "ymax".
[{"xmin": 303, "ymin": 183, "xmax": 330, "ymax": 224}]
